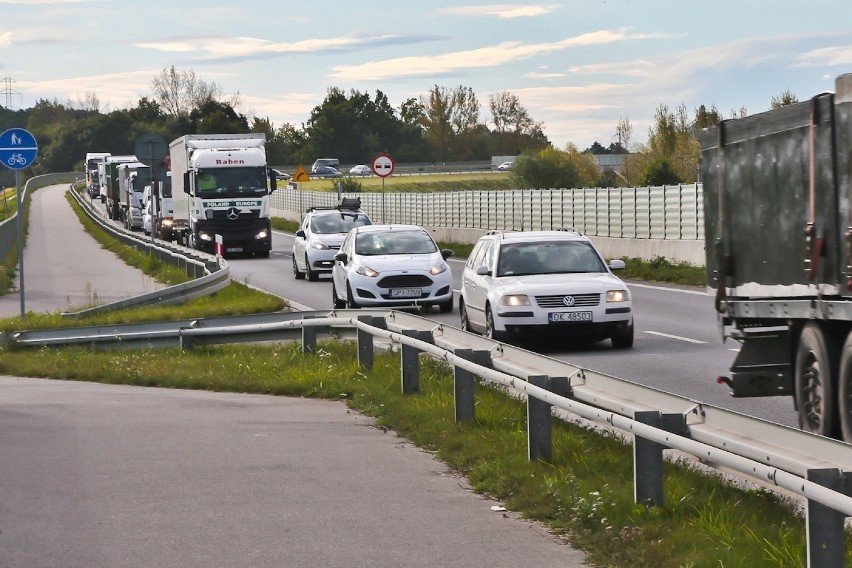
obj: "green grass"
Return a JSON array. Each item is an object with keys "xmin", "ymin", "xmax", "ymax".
[
  {"xmin": 296, "ymin": 172, "xmax": 520, "ymax": 193},
  {"xmin": 0, "ymin": 340, "xmax": 817, "ymax": 567}
]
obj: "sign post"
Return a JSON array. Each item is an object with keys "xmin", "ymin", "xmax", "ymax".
[
  {"xmin": 371, "ymin": 153, "xmax": 394, "ymax": 223},
  {"xmin": 0, "ymin": 128, "xmax": 38, "ymax": 320}
]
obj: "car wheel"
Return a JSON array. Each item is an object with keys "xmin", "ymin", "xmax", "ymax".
[
  {"xmin": 459, "ymin": 298, "xmax": 472, "ymax": 332},
  {"xmin": 485, "ymin": 305, "xmax": 504, "ymax": 342},
  {"xmin": 611, "ymin": 320, "xmax": 634, "ymax": 349},
  {"xmin": 293, "ymin": 255, "xmax": 305, "ymax": 280},
  {"xmin": 306, "ymin": 256, "xmax": 318, "ymax": 282},
  {"xmin": 346, "ymin": 283, "xmax": 360, "ymax": 309},
  {"xmin": 331, "ymin": 281, "xmax": 345, "ymax": 309},
  {"xmin": 439, "ymin": 295, "xmax": 453, "ymax": 313}
]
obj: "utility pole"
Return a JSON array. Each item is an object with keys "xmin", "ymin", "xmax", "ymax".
[{"xmin": 0, "ymin": 77, "xmax": 23, "ymax": 110}]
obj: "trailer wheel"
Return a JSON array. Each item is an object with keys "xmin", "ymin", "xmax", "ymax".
[
  {"xmin": 837, "ymin": 333, "xmax": 852, "ymax": 442},
  {"xmin": 795, "ymin": 323, "xmax": 838, "ymax": 437}
]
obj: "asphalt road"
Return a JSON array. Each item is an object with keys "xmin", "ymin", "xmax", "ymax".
[{"xmin": 0, "ymin": 186, "xmax": 589, "ymax": 566}]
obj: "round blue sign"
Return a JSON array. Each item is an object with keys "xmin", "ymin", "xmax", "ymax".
[{"xmin": 0, "ymin": 128, "xmax": 38, "ymax": 170}]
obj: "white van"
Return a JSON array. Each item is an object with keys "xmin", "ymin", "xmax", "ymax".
[{"xmin": 311, "ymin": 158, "xmax": 339, "ymax": 173}]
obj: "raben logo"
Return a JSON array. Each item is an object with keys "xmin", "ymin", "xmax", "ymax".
[{"xmin": 215, "ymin": 158, "xmax": 245, "ymax": 165}]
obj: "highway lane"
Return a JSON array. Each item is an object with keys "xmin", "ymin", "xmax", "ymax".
[{"xmin": 225, "ymin": 229, "xmax": 799, "ymax": 430}]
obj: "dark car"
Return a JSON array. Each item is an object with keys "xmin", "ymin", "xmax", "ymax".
[{"xmin": 313, "ymin": 166, "xmax": 343, "ymax": 178}]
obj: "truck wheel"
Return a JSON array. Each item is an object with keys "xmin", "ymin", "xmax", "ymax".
[
  {"xmin": 795, "ymin": 323, "xmax": 839, "ymax": 438},
  {"xmin": 837, "ymin": 333, "xmax": 852, "ymax": 442}
]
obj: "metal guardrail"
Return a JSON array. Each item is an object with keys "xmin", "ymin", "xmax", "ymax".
[
  {"xmin": 61, "ymin": 183, "xmax": 230, "ymax": 318},
  {"xmin": 3, "ymin": 308, "xmax": 852, "ymax": 566}
]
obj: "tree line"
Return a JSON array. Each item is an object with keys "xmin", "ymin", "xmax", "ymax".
[{"xmin": 0, "ymin": 66, "xmax": 799, "ymax": 188}]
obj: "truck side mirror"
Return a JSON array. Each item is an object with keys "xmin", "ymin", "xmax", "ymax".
[
  {"xmin": 183, "ymin": 172, "xmax": 190, "ymax": 194},
  {"xmin": 269, "ymin": 169, "xmax": 277, "ymax": 193}
]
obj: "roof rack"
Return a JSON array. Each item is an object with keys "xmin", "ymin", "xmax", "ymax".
[
  {"xmin": 306, "ymin": 197, "xmax": 363, "ymax": 214},
  {"xmin": 556, "ymin": 227, "xmax": 583, "ymax": 236}
]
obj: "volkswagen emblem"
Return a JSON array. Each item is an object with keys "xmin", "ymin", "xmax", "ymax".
[
  {"xmin": 227, "ymin": 207, "xmax": 240, "ymax": 221},
  {"xmin": 562, "ymin": 295, "xmax": 575, "ymax": 307}
]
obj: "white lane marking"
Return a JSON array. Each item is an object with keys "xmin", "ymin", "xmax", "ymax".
[
  {"xmin": 627, "ymin": 282, "xmax": 709, "ymax": 296},
  {"xmin": 643, "ymin": 330, "xmax": 706, "ymax": 344}
]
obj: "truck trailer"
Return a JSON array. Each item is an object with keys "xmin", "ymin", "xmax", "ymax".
[
  {"xmin": 84, "ymin": 152, "xmax": 110, "ymax": 199},
  {"xmin": 169, "ymin": 133, "xmax": 276, "ymax": 257},
  {"xmin": 117, "ymin": 161, "xmax": 151, "ymax": 231},
  {"xmin": 101, "ymin": 155, "xmax": 138, "ymax": 221},
  {"xmin": 700, "ymin": 73, "xmax": 852, "ymax": 441}
]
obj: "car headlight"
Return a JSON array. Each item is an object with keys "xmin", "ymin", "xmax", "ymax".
[
  {"xmin": 500, "ymin": 294, "xmax": 530, "ymax": 307},
  {"xmin": 354, "ymin": 265, "xmax": 379, "ymax": 278},
  {"xmin": 311, "ymin": 241, "xmax": 330, "ymax": 250},
  {"xmin": 607, "ymin": 289, "xmax": 629, "ymax": 302},
  {"xmin": 429, "ymin": 263, "xmax": 448, "ymax": 276}
]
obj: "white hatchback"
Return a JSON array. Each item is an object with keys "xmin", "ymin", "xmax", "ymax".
[
  {"xmin": 459, "ymin": 230, "xmax": 633, "ymax": 347},
  {"xmin": 293, "ymin": 199, "xmax": 372, "ymax": 281},
  {"xmin": 331, "ymin": 224, "xmax": 454, "ymax": 312}
]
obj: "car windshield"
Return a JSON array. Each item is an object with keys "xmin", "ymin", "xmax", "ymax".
[
  {"xmin": 355, "ymin": 230, "xmax": 438, "ymax": 255},
  {"xmin": 195, "ymin": 166, "xmax": 268, "ymax": 198},
  {"xmin": 310, "ymin": 212, "xmax": 372, "ymax": 234},
  {"xmin": 496, "ymin": 241, "xmax": 605, "ymax": 277}
]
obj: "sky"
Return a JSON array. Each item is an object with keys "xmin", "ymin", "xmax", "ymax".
[{"xmin": 0, "ymin": 0, "xmax": 850, "ymax": 152}]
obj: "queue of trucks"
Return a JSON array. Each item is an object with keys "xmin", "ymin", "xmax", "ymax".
[{"xmin": 83, "ymin": 133, "xmax": 277, "ymax": 257}]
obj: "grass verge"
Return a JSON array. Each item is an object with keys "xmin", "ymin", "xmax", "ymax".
[{"xmin": 0, "ymin": 340, "xmax": 816, "ymax": 567}]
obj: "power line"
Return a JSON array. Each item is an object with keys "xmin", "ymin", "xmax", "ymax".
[{"xmin": 0, "ymin": 77, "xmax": 24, "ymax": 110}]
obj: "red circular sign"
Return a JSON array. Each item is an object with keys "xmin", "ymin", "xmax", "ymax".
[{"xmin": 371, "ymin": 153, "xmax": 395, "ymax": 178}]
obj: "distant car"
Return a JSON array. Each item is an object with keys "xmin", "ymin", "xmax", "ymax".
[
  {"xmin": 311, "ymin": 158, "xmax": 340, "ymax": 173},
  {"xmin": 331, "ymin": 224, "xmax": 454, "ymax": 312},
  {"xmin": 349, "ymin": 164, "xmax": 372, "ymax": 176},
  {"xmin": 313, "ymin": 165, "xmax": 343, "ymax": 178},
  {"xmin": 497, "ymin": 161, "xmax": 514, "ymax": 171},
  {"xmin": 271, "ymin": 168, "xmax": 290, "ymax": 180},
  {"xmin": 459, "ymin": 229, "xmax": 633, "ymax": 347},
  {"xmin": 293, "ymin": 198, "xmax": 372, "ymax": 281}
]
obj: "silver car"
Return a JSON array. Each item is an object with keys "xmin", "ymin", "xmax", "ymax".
[
  {"xmin": 293, "ymin": 199, "xmax": 372, "ymax": 281},
  {"xmin": 331, "ymin": 224, "xmax": 454, "ymax": 312}
]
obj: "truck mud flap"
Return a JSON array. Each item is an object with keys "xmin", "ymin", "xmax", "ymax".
[{"xmin": 724, "ymin": 328, "xmax": 793, "ymax": 397}]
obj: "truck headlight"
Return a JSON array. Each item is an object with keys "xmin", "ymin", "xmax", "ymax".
[
  {"xmin": 199, "ymin": 231, "xmax": 212, "ymax": 241},
  {"xmin": 255, "ymin": 229, "xmax": 269, "ymax": 240}
]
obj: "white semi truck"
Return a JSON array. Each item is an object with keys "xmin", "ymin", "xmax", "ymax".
[
  {"xmin": 116, "ymin": 161, "xmax": 151, "ymax": 231},
  {"xmin": 84, "ymin": 152, "xmax": 110, "ymax": 199},
  {"xmin": 169, "ymin": 134, "xmax": 276, "ymax": 257}
]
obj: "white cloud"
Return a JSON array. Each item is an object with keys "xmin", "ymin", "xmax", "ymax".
[
  {"xmin": 330, "ymin": 29, "xmax": 668, "ymax": 81},
  {"xmin": 440, "ymin": 4, "xmax": 559, "ymax": 19},
  {"xmin": 794, "ymin": 46, "xmax": 852, "ymax": 67}
]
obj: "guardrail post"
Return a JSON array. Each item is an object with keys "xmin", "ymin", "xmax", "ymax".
[
  {"xmin": 179, "ymin": 329, "xmax": 194, "ymax": 351},
  {"xmin": 527, "ymin": 375, "xmax": 552, "ymax": 462},
  {"xmin": 806, "ymin": 468, "xmax": 848, "ymax": 568},
  {"xmin": 451, "ymin": 349, "xmax": 490, "ymax": 422},
  {"xmin": 632, "ymin": 411, "xmax": 685, "ymax": 507},
  {"xmin": 357, "ymin": 315, "xmax": 376, "ymax": 370},
  {"xmin": 302, "ymin": 323, "xmax": 317, "ymax": 354},
  {"xmin": 400, "ymin": 329, "xmax": 420, "ymax": 394}
]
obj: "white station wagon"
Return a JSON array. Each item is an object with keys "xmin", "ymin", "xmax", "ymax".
[{"xmin": 459, "ymin": 230, "xmax": 633, "ymax": 347}]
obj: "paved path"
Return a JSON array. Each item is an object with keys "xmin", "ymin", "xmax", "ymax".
[
  {"xmin": 0, "ymin": 185, "xmax": 589, "ymax": 567},
  {"xmin": 0, "ymin": 184, "xmax": 164, "ymax": 318}
]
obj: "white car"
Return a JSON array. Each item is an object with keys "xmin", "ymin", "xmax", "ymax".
[
  {"xmin": 293, "ymin": 198, "xmax": 372, "ymax": 281},
  {"xmin": 459, "ymin": 230, "xmax": 633, "ymax": 347},
  {"xmin": 350, "ymin": 164, "xmax": 372, "ymax": 176},
  {"xmin": 497, "ymin": 161, "xmax": 514, "ymax": 171},
  {"xmin": 331, "ymin": 224, "xmax": 454, "ymax": 312}
]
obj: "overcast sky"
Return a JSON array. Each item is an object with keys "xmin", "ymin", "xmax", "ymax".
[{"xmin": 1, "ymin": 0, "xmax": 850, "ymax": 152}]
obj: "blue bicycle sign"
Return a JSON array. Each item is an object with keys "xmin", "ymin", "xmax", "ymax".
[{"xmin": 0, "ymin": 128, "xmax": 38, "ymax": 170}]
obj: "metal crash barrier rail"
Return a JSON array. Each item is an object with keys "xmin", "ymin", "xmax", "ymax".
[{"xmin": 3, "ymin": 308, "xmax": 852, "ymax": 566}]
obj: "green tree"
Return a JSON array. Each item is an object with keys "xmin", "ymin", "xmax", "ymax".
[
  {"xmin": 489, "ymin": 91, "xmax": 548, "ymax": 155},
  {"xmin": 771, "ymin": 89, "xmax": 798, "ymax": 109},
  {"xmin": 640, "ymin": 157, "xmax": 682, "ymax": 186},
  {"xmin": 513, "ymin": 147, "xmax": 581, "ymax": 189},
  {"xmin": 188, "ymin": 99, "xmax": 249, "ymax": 134}
]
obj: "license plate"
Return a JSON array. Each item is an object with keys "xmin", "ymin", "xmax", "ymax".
[
  {"xmin": 226, "ymin": 247, "xmax": 243, "ymax": 253},
  {"xmin": 390, "ymin": 288, "xmax": 421, "ymax": 298},
  {"xmin": 549, "ymin": 311, "xmax": 592, "ymax": 322}
]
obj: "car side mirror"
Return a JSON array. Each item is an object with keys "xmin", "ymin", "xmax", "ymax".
[
  {"xmin": 441, "ymin": 249, "xmax": 454, "ymax": 260},
  {"xmin": 476, "ymin": 265, "xmax": 491, "ymax": 276},
  {"xmin": 609, "ymin": 259, "xmax": 626, "ymax": 270},
  {"xmin": 334, "ymin": 252, "xmax": 348, "ymax": 264},
  {"xmin": 295, "ymin": 229, "xmax": 306, "ymax": 238}
]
